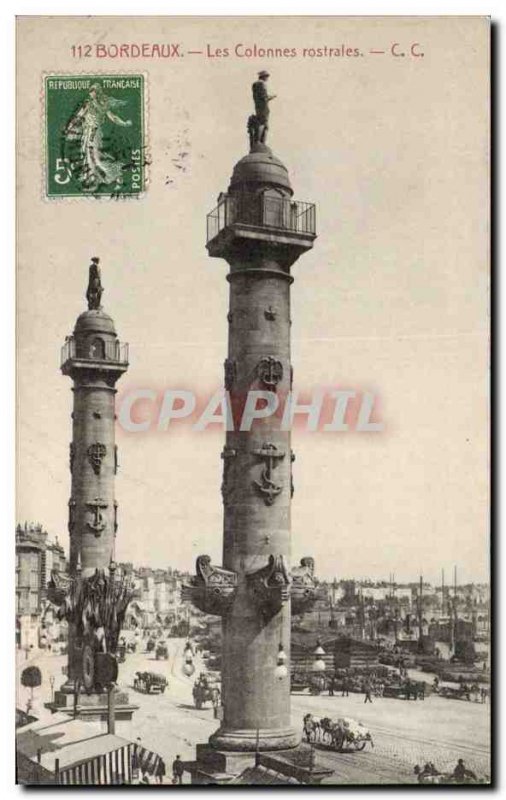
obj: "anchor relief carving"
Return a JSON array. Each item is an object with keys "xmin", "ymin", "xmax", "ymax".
[
  {"xmin": 181, "ymin": 555, "xmax": 238, "ymax": 617},
  {"xmin": 247, "ymin": 554, "xmax": 291, "ymax": 620},
  {"xmin": 86, "ymin": 497, "xmax": 108, "ymax": 536},
  {"xmin": 252, "ymin": 442, "xmax": 285, "ymax": 505},
  {"xmin": 257, "ymin": 356, "xmax": 283, "ymax": 389}
]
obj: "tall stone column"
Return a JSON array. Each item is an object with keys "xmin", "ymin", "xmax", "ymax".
[
  {"xmin": 51, "ymin": 261, "xmax": 136, "ymax": 730},
  {"xmin": 64, "ymin": 272, "xmax": 127, "ymax": 580},
  {"xmin": 212, "ymin": 151, "xmax": 299, "ymax": 751},
  {"xmin": 184, "ymin": 78, "xmax": 320, "ymax": 771}
]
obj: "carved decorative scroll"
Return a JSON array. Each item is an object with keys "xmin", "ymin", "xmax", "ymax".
[
  {"xmin": 224, "ymin": 358, "xmax": 237, "ymax": 391},
  {"xmin": 291, "ymin": 557, "xmax": 319, "ymax": 616},
  {"xmin": 181, "ymin": 555, "xmax": 238, "ymax": 617},
  {"xmin": 247, "ymin": 554, "xmax": 290, "ymax": 620},
  {"xmin": 68, "ymin": 498, "xmax": 76, "ymax": 534},
  {"xmin": 221, "ymin": 446, "xmax": 237, "ymax": 505}
]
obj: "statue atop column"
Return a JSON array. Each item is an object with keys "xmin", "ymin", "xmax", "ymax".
[
  {"xmin": 86, "ymin": 257, "xmax": 103, "ymax": 310},
  {"xmin": 248, "ymin": 71, "xmax": 276, "ymax": 148}
]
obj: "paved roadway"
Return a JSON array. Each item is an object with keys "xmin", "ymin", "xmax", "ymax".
[
  {"xmin": 18, "ymin": 640, "xmax": 491, "ymax": 785},
  {"xmin": 291, "ymin": 691, "xmax": 490, "ymax": 784}
]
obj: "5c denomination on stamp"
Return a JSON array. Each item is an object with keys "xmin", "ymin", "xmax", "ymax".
[{"xmin": 44, "ymin": 75, "xmax": 146, "ymax": 198}]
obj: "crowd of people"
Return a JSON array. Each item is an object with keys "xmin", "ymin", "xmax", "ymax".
[
  {"xmin": 432, "ymin": 676, "xmax": 489, "ymax": 702},
  {"xmin": 414, "ymin": 758, "xmax": 480, "ymax": 784},
  {"xmin": 326, "ymin": 669, "xmax": 424, "ymax": 702}
]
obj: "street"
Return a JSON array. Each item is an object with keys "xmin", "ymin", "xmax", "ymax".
[{"xmin": 18, "ymin": 639, "xmax": 491, "ymax": 785}]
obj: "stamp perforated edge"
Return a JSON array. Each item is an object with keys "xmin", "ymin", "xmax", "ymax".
[{"xmin": 40, "ymin": 71, "xmax": 150, "ymax": 202}]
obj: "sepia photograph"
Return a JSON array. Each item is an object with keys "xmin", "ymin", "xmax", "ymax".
[{"xmin": 14, "ymin": 13, "xmax": 490, "ymax": 786}]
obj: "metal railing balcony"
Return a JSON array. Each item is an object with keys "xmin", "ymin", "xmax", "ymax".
[
  {"xmin": 207, "ymin": 192, "xmax": 316, "ymax": 243},
  {"xmin": 61, "ymin": 336, "xmax": 129, "ymax": 367}
]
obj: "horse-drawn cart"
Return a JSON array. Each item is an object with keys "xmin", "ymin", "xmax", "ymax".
[
  {"xmin": 192, "ymin": 674, "xmax": 221, "ymax": 709},
  {"xmin": 383, "ymin": 680, "xmax": 426, "ymax": 700},
  {"xmin": 303, "ymin": 714, "xmax": 373, "ymax": 752},
  {"xmin": 133, "ymin": 671, "xmax": 168, "ymax": 694}
]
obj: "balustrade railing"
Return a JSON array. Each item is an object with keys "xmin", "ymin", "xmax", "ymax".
[
  {"xmin": 207, "ymin": 192, "xmax": 316, "ymax": 243},
  {"xmin": 61, "ymin": 336, "xmax": 129, "ymax": 366}
]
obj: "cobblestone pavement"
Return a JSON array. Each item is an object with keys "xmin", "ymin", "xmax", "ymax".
[
  {"xmin": 17, "ymin": 643, "xmax": 491, "ymax": 785},
  {"xmin": 291, "ymin": 691, "xmax": 490, "ymax": 784}
]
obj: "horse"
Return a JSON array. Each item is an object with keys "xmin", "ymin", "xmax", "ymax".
[
  {"xmin": 302, "ymin": 713, "xmax": 320, "ymax": 743},
  {"xmin": 319, "ymin": 717, "xmax": 342, "ymax": 748}
]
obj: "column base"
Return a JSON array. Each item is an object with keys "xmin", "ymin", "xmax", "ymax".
[
  {"xmin": 46, "ymin": 689, "xmax": 139, "ymax": 738},
  {"xmin": 55, "ymin": 678, "xmax": 77, "ymax": 695},
  {"xmin": 185, "ymin": 743, "xmax": 334, "ymax": 785},
  {"xmin": 209, "ymin": 726, "xmax": 298, "ymax": 752}
]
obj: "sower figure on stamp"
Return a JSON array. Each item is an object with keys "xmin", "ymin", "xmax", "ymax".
[
  {"xmin": 248, "ymin": 71, "xmax": 277, "ymax": 147},
  {"xmin": 64, "ymin": 82, "xmax": 132, "ymax": 192}
]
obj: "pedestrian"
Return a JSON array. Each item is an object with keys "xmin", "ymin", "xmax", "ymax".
[
  {"xmin": 342, "ymin": 676, "xmax": 349, "ymax": 697},
  {"xmin": 131, "ymin": 737, "xmax": 142, "ymax": 782},
  {"xmin": 155, "ymin": 758, "xmax": 166, "ymax": 784},
  {"xmin": 364, "ymin": 681, "xmax": 373, "ymax": 703},
  {"xmin": 328, "ymin": 675, "xmax": 334, "ymax": 697},
  {"xmin": 452, "ymin": 758, "xmax": 477, "ymax": 784},
  {"xmin": 172, "ymin": 754, "xmax": 184, "ymax": 785},
  {"xmin": 211, "ymin": 686, "xmax": 221, "ymax": 719}
]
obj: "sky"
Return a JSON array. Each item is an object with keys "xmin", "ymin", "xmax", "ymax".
[{"xmin": 16, "ymin": 16, "xmax": 489, "ymax": 586}]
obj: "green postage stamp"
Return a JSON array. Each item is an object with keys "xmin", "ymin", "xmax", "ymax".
[{"xmin": 44, "ymin": 75, "xmax": 145, "ymax": 197}]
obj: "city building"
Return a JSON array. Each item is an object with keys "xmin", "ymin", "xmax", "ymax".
[
  {"xmin": 16, "ymin": 522, "xmax": 67, "ymax": 651},
  {"xmin": 118, "ymin": 564, "xmax": 186, "ymax": 629}
]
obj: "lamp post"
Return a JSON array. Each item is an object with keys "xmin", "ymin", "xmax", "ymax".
[
  {"xmin": 182, "ymin": 642, "xmax": 195, "ymax": 677},
  {"xmin": 274, "ymin": 643, "xmax": 288, "ymax": 681},
  {"xmin": 312, "ymin": 642, "xmax": 326, "ymax": 673},
  {"xmin": 49, "ymin": 674, "xmax": 55, "ymax": 703}
]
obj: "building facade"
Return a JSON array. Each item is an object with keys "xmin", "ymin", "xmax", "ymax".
[{"xmin": 16, "ymin": 523, "xmax": 67, "ymax": 651}]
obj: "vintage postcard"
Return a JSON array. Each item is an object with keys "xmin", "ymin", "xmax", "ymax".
[{"xmin": 16, "ymin": 15, "xmax": 490, "ymax": 786}]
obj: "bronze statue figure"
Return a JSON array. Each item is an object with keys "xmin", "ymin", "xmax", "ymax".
[
  {"xmin": 86, "ymin": 257, "xmax": 103, "ymax": 309},
  {"xmin": 248, "ymin": 71, "xmax": 276, "ymax": 147}
]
